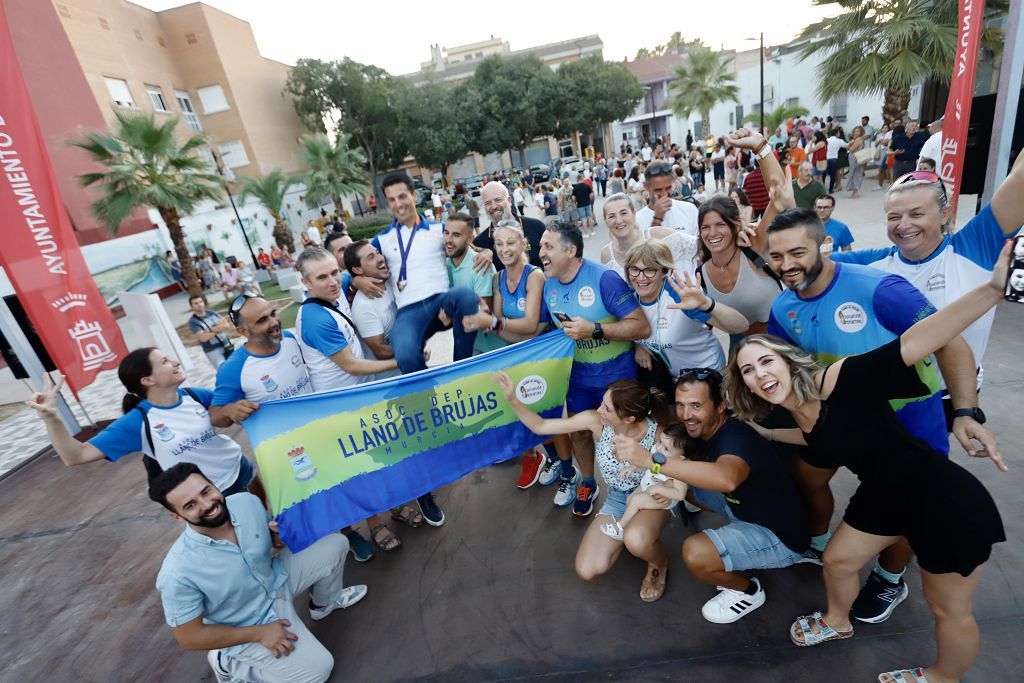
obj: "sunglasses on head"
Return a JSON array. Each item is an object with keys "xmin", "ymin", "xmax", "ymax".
[
  {"xmin": 228, "ymin": 294, "xmax": 253, "ymax": 326},
  {"xmin": 645, "ymin": 163, "xmax": 673, "ymax": 177},
  {"xmin": 893, "ymin": 170, "xmax": 948, "ymax": 203},
  {"xmin": 676, "ymin": 367, "xmax": 722, "ymax": 382}
]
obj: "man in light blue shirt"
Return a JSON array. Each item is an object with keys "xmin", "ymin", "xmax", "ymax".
[
  {"xmin": 153, "ymin": 463, "xmax": 367, "ymax": 683},
  {"xmin": 814, "ymin": 195, "xmax": 854, "ymax": 251}
]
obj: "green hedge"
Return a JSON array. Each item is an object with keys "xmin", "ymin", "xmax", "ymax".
[{"xmin": 346, "ymin": 214, "xmax": 393, "ymax": 241}]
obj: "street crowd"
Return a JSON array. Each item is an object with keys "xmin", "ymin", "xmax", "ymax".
[{"xmin": 25, "ymin": 112, "xmax": 1019, "ymax": 683}]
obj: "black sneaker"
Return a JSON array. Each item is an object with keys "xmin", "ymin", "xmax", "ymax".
[
  {"xmin": 796, "ymin": 547, "xmax": 824, "ymax": 566},
  {"xmin": 417, "ymin": 492, "xmax": 445, "ymax": 527},
  {"xmin": 851, "ymin": 570, "xmax": 908, "ymax": 623}
]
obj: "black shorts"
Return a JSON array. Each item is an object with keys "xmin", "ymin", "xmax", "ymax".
[{"xmin": 842, "ymin": 457, "xmax": 1004, "ymax": 576}]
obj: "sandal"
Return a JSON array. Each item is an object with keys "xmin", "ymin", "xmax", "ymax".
[
  {"xmin": 878, "ymin": 668, "xmax": 929, "ymax": 683},
  {"xmin": 600, "ymin": 519, "xmax": 624, "ymax": 541},
  {"xmin": 370, "ymin": 524, "xmax": 401, "ymax": 552},
  {"xmin": 391, "ymin": 505, "xmax": 424, "ymax": 528},
  {"xmin": 790, "ymin": 611, "xmax": 853, "ymax": 646},
  {"xmin": 640, "ymin": 562, "xmax": 667, "ymax": 603}
]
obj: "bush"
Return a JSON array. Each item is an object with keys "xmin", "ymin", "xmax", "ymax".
[{"xmin": 346, "ymin": 214, "xmax": 393, "ymax": 240}]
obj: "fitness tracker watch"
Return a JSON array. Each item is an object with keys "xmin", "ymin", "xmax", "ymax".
[
  {"xmin": 592, "ymin": 322, "xmax": 604, "ymax": 340},
  {"xmin": 952, "ymin": 407, "xmax": 986, "ymax": 424},
  {"xmin": 651, "ymin": 451, "xmax": 667, "ymax": 474}
]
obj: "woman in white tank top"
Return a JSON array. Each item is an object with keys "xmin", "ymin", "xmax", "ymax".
[{"xmin": 600, "ymin": 193, "xmax": 699, "ymax": 279}]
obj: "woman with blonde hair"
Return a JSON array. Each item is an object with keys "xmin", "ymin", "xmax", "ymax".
[{"xmin": 723, "ymin": 244, "xmax": 1010, "ymax": 682}]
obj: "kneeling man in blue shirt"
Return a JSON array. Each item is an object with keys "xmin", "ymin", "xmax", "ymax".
[{"xmin": 152, "ymin": 463, "xmax": 367, "ymax": 683}]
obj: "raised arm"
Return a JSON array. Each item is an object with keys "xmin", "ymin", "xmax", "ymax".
[
  {"xmin": 900, "ymin": 241, "xmax": 1010, "ymax": 367},
  {"xmin": 25, "ymin": 374, "xmax": 106, "ymax": 466},
  {"xmin": 494, "ymin": 372, "xmax": 601, "ymax": 438},
  {"xmin": 990, "ymin": 147, "xmax": 1024, "ymax": 235},
  {"xmin": 665, "ymin": 270, "xmax": 750, "ymax": 334}
]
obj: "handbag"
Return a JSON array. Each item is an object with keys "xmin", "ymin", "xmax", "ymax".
[
  {"xmin": 854, "ymin": 147, "xmax": 873, "ymax": 165},
  {"xmin": 815, "ymin": 159, "xmax": 827, "ymax": 172}
]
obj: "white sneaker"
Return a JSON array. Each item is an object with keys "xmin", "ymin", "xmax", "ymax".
[
  {"xmin": 538, "ymin": 456, "xmax": 561, "ymax": 486},
  {"xmin": 701, "ymin": 577, "xmax": 765, "ymax": 624},
  {"xmin": 553, "ymin": 467, "xmax": 580, "ymax": 507},
  {"xmin": 683, "ymin": 500, "xmax": 702, "ymax": 514},
  {"xmin": 600, "ymin": 519, "xmax": 624, "ymax": 541},
  {"xmin": 309, "ymin": 585, "xmax": 368, "ymax": 621}
]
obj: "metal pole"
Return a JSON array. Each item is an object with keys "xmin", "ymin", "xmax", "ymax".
[
  {"xmin": 211, "ymin": 150, "xmax": 260, "ymax": 270},
  {"xmin": 759, "ymin": 33, "xmax": 765, "ymax": 133},
  {"xmin": 982, "ymin": 0, "xmax": 1023, "ymax": 204},
  {"xmin": 0, "ymin": 295, "xmax": 80, "ymax": 434}
]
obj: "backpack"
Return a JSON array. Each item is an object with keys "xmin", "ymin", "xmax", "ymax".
[
  {"xmin": 697, "ymin": 246, "xmax": 782, "ymax": 292},
  {"xmin": 136, "ymin": 387, "xmax": 203, "ymax": 481}
]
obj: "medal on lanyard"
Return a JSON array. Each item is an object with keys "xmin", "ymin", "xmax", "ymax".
[{"xmin": 395, "ymin": 222, "xmax": 419, "ymax": 291}]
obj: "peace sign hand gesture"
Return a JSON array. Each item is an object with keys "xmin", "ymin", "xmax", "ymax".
[
  {"xmin": 24, "ymin": 374, "xmax": 64, "ymax": 420},
  {"xmin": 666, "ymin": 271, "xmax": 711, "ymax": 312},
  {"xmin": 769, "ymin": 163, "xmax": 797, "ymax": 214}
]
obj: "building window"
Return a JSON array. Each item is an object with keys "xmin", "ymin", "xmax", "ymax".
[
  {"xmin": 785, "ymin": 97, "xmax": 800, "ymax": 108},
  {"xmin": 218, "ymin": 140, "xmax": 249, "ymax": 169},
  {"xmin": 196, "ymin": 84, "xmax": 230, "ymax": 114},
  {"xmin": 104, "ymin": 77, "xmax": 135, "ymax": 108},
  {"xmin": 175, "ymin": 90, "xmax": 202, "ymax": 132},
  {"xmin": 146, "ymin": 86, "xmax": 169, "ymax": 112},
  {"xmin": 729, "ymin": 112, "xmax": 734, "ymax": 126},
  {"xmin": 831, "ymin": 93, "xmax": 848, "ymax": 121}
]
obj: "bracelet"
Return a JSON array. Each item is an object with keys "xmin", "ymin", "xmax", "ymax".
[
  {"xmin": 490, "ymin": 315, "xmax": 500, "ymax": 331},
  {"xmin": 700, "ymin": 297, "xmax": 716, "ymax": 314},
  {"xmin": 651, "ymin": 216, "xmax": 663, "ymax": 224},
  {"xmin": 755, "ymin": 144, "xmax": 773, "ymax": 160},
  {"xmin": 768, "ymin": 429, "xmax": 775, "ymax": 442},
  {"xmin": 497, "ymin": 317, "xmax": 506, "ymax": 334}
]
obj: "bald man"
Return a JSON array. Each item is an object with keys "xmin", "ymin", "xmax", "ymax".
[{"xmin": 473, "ymin": 181, "xmax": 547, "ymax": 270}]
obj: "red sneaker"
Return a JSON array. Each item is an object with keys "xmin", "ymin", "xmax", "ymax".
[{"xmin": 516, "ymin": 450, "xmax": 545, "ymax": 489}]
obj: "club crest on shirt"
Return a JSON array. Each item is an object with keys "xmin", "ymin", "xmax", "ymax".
[
  {"xmin": 577, "ymin": 286, "xmax": 596, "ymax": 307},
  {"xmin": 926, "ymin": 274, "xmax": 946, "ymax": 292},
  {"xmin": 153, "ymin": 423, "xmax": 175, "ymax": 442},
  {"xmin": 517, "ymin": 297, "xmax": 526, "ymax": 312},
  {"xmin": 291, "ymin": 355, "xmax": 302, "ymax": 367},
  {"xmin": 260, "ymin": 375, "xmax": 279, "ymax": 392},
  {"xmin": 194, "ymin": 406, "xmax": 208, "ymax": 418},
  {"xmin": 834, "ymin": 302, "xmax": 867, "ymax": 333},
  {"xmin": 787, "ymin": 310, "xmax": 802, "ymax": 336}
]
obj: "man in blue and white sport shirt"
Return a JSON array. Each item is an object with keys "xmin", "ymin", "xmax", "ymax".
[
  {"xmin": 209, "ymin": 296, "xmax": 312, "ymax": 430},
  {"xmin": 294, "ymin": 248, "xmax": 399, "ymax": 392},
  {"xmin": 765, "ymin": 207, "xmax": 988, "ymax": 625},
  {"xmin": 371, "ymin": 172, "xmax": 484, "ymax": 374}
]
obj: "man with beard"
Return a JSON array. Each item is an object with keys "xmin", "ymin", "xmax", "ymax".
[
  {"xmin": 614, "ymin": 369, "xmax": 810, "ymax": 623},
  {"xmin": 444, "ymin": 213, "xmax": 501, "ymax": 354},
  {"xmin": 765, "ymin": 207, "xmax": 980, "ymax": 624},
  {"xmin": 474, "ymin": 181, "xmax": 546, "ymax": 270},
  {"xmin": 344, "ymin": 240, "xmax": 400, "ymax": 380},
  {"xmin": 635, "ymin": 160, "xmax": 699, "ymax": 237},
  {"xmin": 153, "ymin": 463, "xmax": 366, "ymax": 683}
]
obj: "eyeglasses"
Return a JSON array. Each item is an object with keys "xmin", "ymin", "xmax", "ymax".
[
  {"xmin": 626, "ymin": 265, "xmax": 664, "ymax": 279},
  {"xmin": 228, "ymin": 294, "xmax": 252, "ymax": 326},
  {"xmin": 676, "ymin": 367, "xmax": 722, "ymax": 382},
  {"xmin": 893, "ymin": 170, "xmax": 948, "ymax": 204},
  {"xmin": 645, "ymin": 163, "xmax": 673, "ymax": 177}
]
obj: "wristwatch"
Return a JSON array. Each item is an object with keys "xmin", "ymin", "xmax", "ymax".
[
  {"xmin": 651, "ymin": 451, "xmax": 667, "ymax": 475},
  {"xmin": 592, "ymin": 322, "xmax": 604, "ymax": 340},
  {"xmin": 952, "ymin": 407, "xmax": 986, "ymax": 424}
]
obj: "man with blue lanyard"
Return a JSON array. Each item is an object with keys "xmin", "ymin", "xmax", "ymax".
[
  {"xmin": 765, "ymin": 207, "xmax": 987, "ymax": 624},
  {"xmin": 371, "ymin": 173, "xmax": 485, "ymax": 374},
  {"xmin": 538, "ymin": 221, "xmax": 650, "ymax": 516}
]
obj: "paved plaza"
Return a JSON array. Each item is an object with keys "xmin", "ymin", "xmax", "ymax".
[{"xmin": 1, "ymin": 185, "xmax": 1021, "ymax": 681}]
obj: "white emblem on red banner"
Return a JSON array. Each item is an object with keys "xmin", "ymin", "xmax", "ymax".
[
  {"xmin": 51, "ymin": 292, "xmax": 89, "ymax": 312},
  {"xmin": 68, "ymin": 319, "xmax": 117, "ymax": 370}
]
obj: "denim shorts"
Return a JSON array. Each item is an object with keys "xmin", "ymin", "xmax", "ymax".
[
  {"xmin": 690, "ymin": 487, "xmax": 804, "ymax": 572},
  {"xmin": 598, "ymin": 487, "xmax": 629, "ymax": 518},
  {"xmin": 578, "ymin": 204, "xmax": 594, "ymax": 218},
  {"xmin": 221, "ymin": 457, "xmax": 256, "ymax": 497}
]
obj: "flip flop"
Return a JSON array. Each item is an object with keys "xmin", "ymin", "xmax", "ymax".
[
  {"xmin": 391, "ymin": 505, "xmax": 424, "ymax": 528},
  {"xmin": 370, "ymin": 524, "xmax": 402, "ymax": 552},
  {"xmin": 640, "ymin": 563, "xmax": 667, "ymax": 603},
  {"xmin": 878, "ymin": 668, "xmax": 929, "ymax": 683}
]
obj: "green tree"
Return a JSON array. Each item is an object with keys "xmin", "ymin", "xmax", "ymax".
[
  {"xmin": 285, "ymin": 58, "xmax": 409, "ymax": 202},
  {"xmin": 297, "ymin": 135, "xmax": 370, "ymax": 217},
  {"xmin": 236, "ymin": 169, "xmax": 298, "ymax": 253},
  {"xmin": 635, "ymin": 33, "xmax": 705, "ymax": 59},
  {"xmin": 553, "ymin": 56, "xmax": 645, "ymax": 145},
  {"xmin": 464, "ymin": 55, "xmax": 560, "ymax": 168},
  {"xmin": 669, "ymin": 47, "xmax": 740, "ymax": 139},
  {"xmin": 799, "ymin": 0, "xmax": 1006, "ymax": 125},
  {"xmin": 71, "ymin": 110, "xmax": 223, "ymax": 297},
  {"xmin": 744, "ymin": 104, "xmax": 811, "ymax": 132},
  {"xmin": 397, "ymin": 82, "xmax": 470, "ymax": 187}
]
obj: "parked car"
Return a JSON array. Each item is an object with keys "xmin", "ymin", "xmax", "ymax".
[
  {"xmin": 529, "ymin": 164, "xmax": 551, "ymax": 183},
  {"xmin": 463, "ymin": 174, "xmax": 487, "ymax": 197}
]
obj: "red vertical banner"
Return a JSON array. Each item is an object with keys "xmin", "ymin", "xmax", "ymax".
[
  {"xmin": 940, "ymin": 0, "xmax": 988, "ymax": 212},
  {"xmin": 0, "ymin": 5, "xmax": 127, "ymax": 393}
]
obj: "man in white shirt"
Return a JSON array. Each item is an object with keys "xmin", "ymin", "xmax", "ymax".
[
  {"xmin": 635, "ymin": 160, "xmax": 699, "ymax": 237},
  {"xmin": 919, "ymin": 117, "xmax": 944, "ymax": 166},
  {"xmin": 305, "ymin": 222, "xmax": 323, "ymax": 248},
  {"xmin": 343, "ymin": 240, "xmax": 400, "ymax": 380},
  {"xmin": 640, "ymin": 142, "xmax": 653, "ymax": 162},
  {"xmin": 371, "ymin": 173, "xmax": 484, "ymax": 374}
]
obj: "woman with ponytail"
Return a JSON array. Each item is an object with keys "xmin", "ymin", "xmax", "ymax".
[
  {"xmin": 494, "ymin": 374, "xmax": 676, "ymax": 602},
  {"xmin": 25, "ymin": 347, "xmax": 256, "ymax": 496}
]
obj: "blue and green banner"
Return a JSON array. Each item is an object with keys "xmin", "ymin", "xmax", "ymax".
[{"xmin": 244, "ymin": 331, "xmax": 575, "ymax": 551}]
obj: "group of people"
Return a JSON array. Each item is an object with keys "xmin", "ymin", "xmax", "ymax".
[{"xmin": 26, "ymin": 116, "xmax": 1019, "ymax": 682}]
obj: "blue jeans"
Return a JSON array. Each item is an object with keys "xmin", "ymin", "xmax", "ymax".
[
  {"xmin": 690, "ymin": 487, "xmax": 804, "ymax": 572},
  {"xmin": 826, "ymin": 158, "xmax": 839, "ymax": 192},
  {"xmin": 392, "ymin": 288, "xmax": 480, "ymax": 373},
  {"xmin": 222, "ymin": 457, "xmax": 255, "ymax": 497}
]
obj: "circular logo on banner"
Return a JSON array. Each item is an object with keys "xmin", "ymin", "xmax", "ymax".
[
  {"xmin": 834, "ymin": 302, "xmax": 867, "ymax": 333},
  {"xmin": 516, "ymin": 297, "xmax": 526, "ymax": 312},
  {"xmin": 577, "ymin": 286, "xmax": 596, "ymax": 307},
  {"xmin": 516, "ymin": 375, "xmax": 548, "ymax": 405}
]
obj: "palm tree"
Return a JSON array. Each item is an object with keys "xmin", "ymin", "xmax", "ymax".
[
  {"xmin": 71, "ymin": 110, "xmax": 223, "ymax": 297},
  {"xmin": 670, "ymin": 47, "xmax": 740, "ymax": 140},
  {"xmin": 237, "ymin": 169, "xmax": 297, "ymax": 253},
  {"xmin": 744, "ymin": 104, "xmax": 811, "ymax": 133},
  {"xmin": 297, "ymin": 135, "xmax": 370, "ymax": 217},
  {"xmin": 799, "ymin": 0, "xmax": 1006, "ymax": 125}
]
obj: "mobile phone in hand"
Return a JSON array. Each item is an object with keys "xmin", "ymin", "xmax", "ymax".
[
  {"xmin": 1005, "ymin": 234, "xmax": 1024, "ymax": 303},
  {"xmin": 553, "ymin": 311, "xmax": 572, "ymax": 323}
]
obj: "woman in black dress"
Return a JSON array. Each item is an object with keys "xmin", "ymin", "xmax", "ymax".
[{"xmin": 723, "ymin": 243, "xmax": 1012, "ymax": 683}]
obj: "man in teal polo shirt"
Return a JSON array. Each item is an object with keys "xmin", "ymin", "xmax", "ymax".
[{"xmin": 445, "ymin": 212, "xmax": 502, "ymax": 353}]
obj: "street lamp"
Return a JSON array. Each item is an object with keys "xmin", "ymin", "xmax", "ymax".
[
  {"xmin": 210, "ymin": 149, "xmax": 260, "ymax": 270},
  {"xmin": 746, "ymin": 33, "xmax": 765, "ymax": 133}
]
